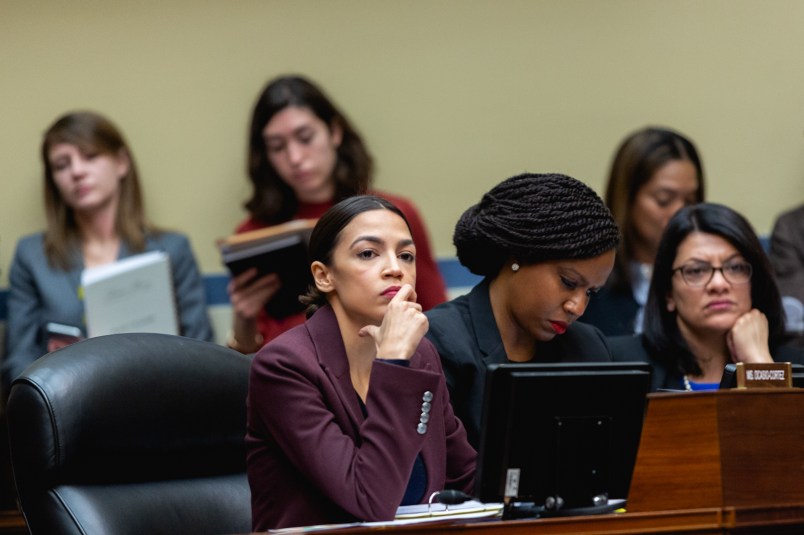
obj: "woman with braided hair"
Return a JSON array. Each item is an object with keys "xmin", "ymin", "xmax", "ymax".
[{"xmin": 425, "ymin": 173, "xmax": 622, "ymax": 448}]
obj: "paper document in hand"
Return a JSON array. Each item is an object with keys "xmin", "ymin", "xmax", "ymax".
[{"xmin": 81, "ymin": 251, "xmax": 178, "ymax": 337}]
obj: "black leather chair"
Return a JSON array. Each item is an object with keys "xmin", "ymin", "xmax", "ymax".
[{"xmin": 6, "ymin": 333, "xmax": 252, "ymax": 535}]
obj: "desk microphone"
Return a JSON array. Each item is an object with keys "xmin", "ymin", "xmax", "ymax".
[{"xmin": 429, "ymin": 490, "xmax": 474, "ymax": 505}]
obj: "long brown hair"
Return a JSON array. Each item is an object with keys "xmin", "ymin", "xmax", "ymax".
[
  {"xmin": 245, "ymin": 75, "xmax": 373, "ymax": 224},
  {"xmin": 42, "ymin": 111, "xmax": 154, "ymax": 269},
  {"xmin": 604, "ymin": 126, "xmax": 705, "ymax": 291}
]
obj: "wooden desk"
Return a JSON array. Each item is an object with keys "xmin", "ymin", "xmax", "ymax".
[
  {"xmin": 628, "ymin": 389, "xmax": 804, "ymax": 513},
  {"xmin": 268, "ymin": 504, "xmax": 804, "ymax": 534},
  {"xmin": 0, "ymin": 510, "xmax": 26, "ymax": 535},
  {"xmin": 272, "ymin": 390, "xmax": 804, "ymax": 534}
]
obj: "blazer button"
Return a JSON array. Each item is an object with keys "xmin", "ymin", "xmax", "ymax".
[
  {"xmin": 423, "ymin": 391, "xmax": 433, "ymax": 402},
  {"xmin": 417, "ymin": 422, "xmax": 427, "ymax": 435},
  {"xmin": 421, "ymin": 401, "xmax": 431, "ymax": 413},
  {"xmin": 420, "ymin": 412, "xmax": 430, "ymax": 424}
]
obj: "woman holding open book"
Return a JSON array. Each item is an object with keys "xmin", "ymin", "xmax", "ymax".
[
  {"xmin": 246, "ymin": 195, "xmax": 474, "ymax": 530},
  {"xmin": 2, "ymin": 111, "xmax": 213, "ymax": 396},
  {"xmin": 227, "ymin": 75, "xmax": 446, "ymax": 353}
]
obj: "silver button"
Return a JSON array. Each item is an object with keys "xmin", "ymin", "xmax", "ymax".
[
  {"xmin": 417, "ymin": 422, "xmax": 427, "ymax": 434},
  {"xmin": 420, "ymin": 412, "xmax": 430, "ymax": 423},
  {"xmin": 421, "ymin": 401, "xmax": 431, "ymax": 413},
  {"xmin": 422, "ymin": 391, "xmax": 433, "ymax": 402}
]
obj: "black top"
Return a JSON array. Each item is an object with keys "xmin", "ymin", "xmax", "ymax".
[
  {"xmin": 579, "ymin": 285, "xmax": 640, "ymax": 337},
  {"xmin": 425, "ymin": 279, "xmax": 614, "ymax": 448},
  {"xmin": 609, "ymin": 334, "xmax": 804, "ymax": 391}
]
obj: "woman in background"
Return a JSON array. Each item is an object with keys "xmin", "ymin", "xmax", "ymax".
[
  {"xmin": 581, "ymin": 127, "xmax": 705, "ymax": 336},
  {"xmin": 425, "ymin": 173, "xmax": 621, "ymax": 447},
  {"xmin": 246, "ymin": 195, "xmax": 474, "ymax": 530},
  {"xmin": 227, "ymin": 75, "xmax": 446, "ymax": 353},
  {"xmin": 2, "ymin": 111, "xmax": 213, "ymax": 395},
  {"xmin": 769, "ymin": 202, "xmax": 804, "ymax": 347},
  {"xmin": 610, "ymin": 203, "xmax": 804, "ymax": 391}
]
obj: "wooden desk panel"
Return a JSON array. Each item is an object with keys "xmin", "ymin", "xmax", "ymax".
[
  {"xmin": 718, "ymin": 392, "xmax": 804, "ymax": 507},
  {"xmin": 627, "ymin": 393, "xmax": 724, "ymax": 511},
  {"xmin": 0, "ymin": 510, "xmax": 26, "ymax": 535},
  {"xmin": 266, "ymin": 505, "xmax": 804, "ymax": 535},
  {"xmin": 628, "ymin": 390, "xmax": 804, "ymax": 513},
  {"xmin": 268, "ymin": 508, "xmax": 722, "ymax": 534}
]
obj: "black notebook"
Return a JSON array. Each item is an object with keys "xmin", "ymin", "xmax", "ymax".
[{"xmin": 218, "ymin": 219, "xmax": 316, "ymax": 319}]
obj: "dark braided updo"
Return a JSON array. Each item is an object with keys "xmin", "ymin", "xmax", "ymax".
[{"xmin": 454, "ymin": 173, "xmax": 621, "ymax": 277}]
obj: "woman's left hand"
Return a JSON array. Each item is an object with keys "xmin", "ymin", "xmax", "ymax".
[
  {"xmin": 727, "ymin": 308, "xmax": 774, "ymax": 363},
  {"xmin": 358, "ymin": 284, "xmax": 428, "ymax": 361}
]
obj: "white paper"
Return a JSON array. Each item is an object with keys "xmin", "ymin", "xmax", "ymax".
[{"xmin": 81, "ymin": 251, "xmax": 178, "ymax": 337}]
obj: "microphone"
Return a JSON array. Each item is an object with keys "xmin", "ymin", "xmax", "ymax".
[{"xmin": 428, "ymin": 489, "xmax": 474, "ymax": 506}]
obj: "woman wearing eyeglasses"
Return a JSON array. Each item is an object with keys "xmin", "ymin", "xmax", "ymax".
[{"xmin": 610, "ymin": 203, "xmax": 804, "ymax": 391}]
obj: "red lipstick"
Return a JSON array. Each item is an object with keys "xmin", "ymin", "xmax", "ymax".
[
  {"xmin": 549, "ymin": 321, "xmax": 568, "ymax": 335},
  {"xmin": 382, "ymin": 286, "xmax": 401, "ymax": 298}
]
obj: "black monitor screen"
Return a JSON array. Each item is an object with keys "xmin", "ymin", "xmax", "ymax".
[{"xmin": 474, "ymin": 362, "xmax": 651, "ymax": 511}]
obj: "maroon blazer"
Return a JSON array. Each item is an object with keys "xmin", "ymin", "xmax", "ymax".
[{"xmin": 246, "ymin": 305, "xmax": 476, "ymax": 530}]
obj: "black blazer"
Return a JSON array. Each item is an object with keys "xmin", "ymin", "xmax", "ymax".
[
  {"xmin": 425, "ymin": 279, "xmax": 614, "ymax": 448},
  {"xmin": 609, "ymin": 334, "xmax": 804, "ymax": 392},
  {"xmin": 579, "ymin": 285, "xmax": 640, "ymax": 337}
]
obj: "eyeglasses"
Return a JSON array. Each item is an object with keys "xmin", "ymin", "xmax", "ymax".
[{"xmin": 672, "ymin": 261, "xmax": 753, "ymax": 287}]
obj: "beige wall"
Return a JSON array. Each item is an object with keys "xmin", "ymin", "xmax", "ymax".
[{"xmin": 2, "ymin": 0, "xmax": 803, "ymax": 287}]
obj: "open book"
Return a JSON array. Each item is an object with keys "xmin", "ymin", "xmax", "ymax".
[
  {"xmin": 218, "ymin": 219, "xmax": 316, "ymax": 319},
  {"xmin": 81, "ymin": 251, "xmax": 179, "ymax": 338}
]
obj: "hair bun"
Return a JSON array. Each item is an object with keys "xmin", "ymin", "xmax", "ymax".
[{"xmin": 453, "ymin": 173, "xmax": 620, "ymax": 277}]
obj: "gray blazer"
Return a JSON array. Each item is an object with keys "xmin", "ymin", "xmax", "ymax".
[{"xmin": 2, "ymin": 231, "xmax": 214, "ymax": 395}]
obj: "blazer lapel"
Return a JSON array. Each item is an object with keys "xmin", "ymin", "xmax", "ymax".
[
  {"xmin": 67, "ymin": 249, "xmax": 86, "ymax": 327},
  {"xmin": 468, "ymin": 280, "xmax": 509, "ymax": 366},
  {"xmin": 307, "ymin": 306, "xmax": 365, "ymax": 435}
]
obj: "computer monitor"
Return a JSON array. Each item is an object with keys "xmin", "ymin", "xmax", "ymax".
[
  {"xmin": 719, "ymin": 362, "xmax": 804, "ymax": 389},
  {"xmin": 474, "ymin": 362, "xmax": 651, "ymax": 515}
]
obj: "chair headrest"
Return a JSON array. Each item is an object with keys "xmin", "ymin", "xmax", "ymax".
[{"xmin": 8, "ymin": 333, "xmax": 251, "ymax": 487}]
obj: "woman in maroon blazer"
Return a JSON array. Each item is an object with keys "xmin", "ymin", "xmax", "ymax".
[{"xmin": 246, "ymin": 195, "xmax": 476, "ymax": 530}]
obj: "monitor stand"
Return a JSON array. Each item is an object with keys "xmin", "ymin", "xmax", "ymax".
[
  {"xmin": 539, "ymin": 497, "xmax": 625, "ymax": 517},
  {"xmin": 503, "ymin": 498, "xmax": 625, "ymax": 520}
]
